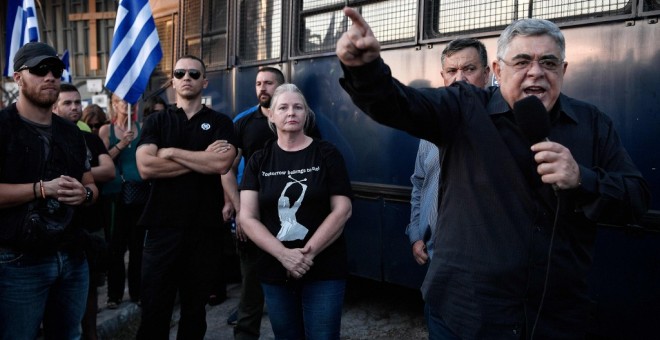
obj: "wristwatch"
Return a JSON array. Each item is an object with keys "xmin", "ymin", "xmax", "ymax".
[{"xmin": 84, "ymin": 187, "xmax": 94, "ymax": 203}]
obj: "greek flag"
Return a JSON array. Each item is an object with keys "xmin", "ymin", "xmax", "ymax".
[
  {"xmin": 104, "ymin": 0, "xmax": 162, "ymax": 104},
  {"xmin": 61, "ymin": 49, "xmax": 71, "ymax": 83},
  {"xmin": 3, "ymin": 0, "xmax": 41, "ymax": 76}
]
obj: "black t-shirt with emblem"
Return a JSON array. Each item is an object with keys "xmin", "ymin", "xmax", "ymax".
[{"xmin": 138, "ymin": 105, "xmax": 236, "ymax": 229}]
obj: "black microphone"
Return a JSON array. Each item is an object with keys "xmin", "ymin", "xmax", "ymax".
[
  {"xmin": 513, "ymin": 95, "xmax": 558, "ymax": 192},
  {"xmin": 513, "ymin": 95, "xmax": 550, "ymax": 144}
]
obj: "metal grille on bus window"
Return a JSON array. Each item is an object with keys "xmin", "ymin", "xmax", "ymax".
[
  {"xmin": 427, "ymin": 0, "xmax": 632, "ymax": 38},
  {"xmin": 238, "ymin": 0, "xmax": 282, "ymax": 64},
  {"xmin": 186, "ymin": 38, "xmax": 201, "ymax": 59},
  {"xmin": 643, "ymin": 0, "xmax": 660, "ymax": 11},
  {"xmin": 203, "ymin": 35, "xmax": 227, "ymax": 69},
  {"xmin": 183, "ymin": 0, "xmax": 201, "ymax": 56},
  {"xmin": 202, "ymin": 0, "xmax": 228, "ymax": 69},
  {"xmin": 532, "ymin": 0, "xmax": 632, "ymax": 22},
  {"xmin": 302, "ymin": 0, "xmax": 345, "ymax": 11},
  {"xmin": 155, "ymin": 16, "xmax": 174, "ymax": 73},
  {"xmin": 299, "ymin": 9, "xmax": 347, "ymax": 54},
  {"xmin": 298, "ymin": 0, "xmax": 417, "ymax": 55}
]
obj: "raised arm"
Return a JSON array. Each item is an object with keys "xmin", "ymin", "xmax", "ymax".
[{"xmin": 336, "ymin": 7, "xmax": 381, "ymax": 67}]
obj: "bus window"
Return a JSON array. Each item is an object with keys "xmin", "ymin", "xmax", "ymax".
[
  {"xmin": 426, "ymin": 0, "xmax": 633, "ymax": 39},
  {"xmin": 202, "ymin": 0, "xmax": 229, "ymax": 70},
  {"xmin": 154, "ymin": 15, "xmax": 177, "ymax": 73},
  {"xmin": 238, "ymin": 0, "xmax": 282, "ymax": 64},
  {"xmin": 183, "ymin": 1, "xmax": 202, "ymax": 57},
  {"xmin": 295, "ymin": 0, "xmax": 417, "ymax": 56},
  {"xmin": 644, "ymin": 0, "xmax": 660, "ymax": 11}
]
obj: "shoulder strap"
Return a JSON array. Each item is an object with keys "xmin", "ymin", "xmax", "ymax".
[
  {"xmin": 234, "ymin": 105, "xmax": 260, "ymax": 123},
  {"xmin": 109, "ymin": 123, "xmax": 118, "ymax": 144}
]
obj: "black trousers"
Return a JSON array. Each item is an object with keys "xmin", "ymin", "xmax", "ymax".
[
  {"xmin": 136, "ymin": 226, "xmax": 222, "ymax": 340},
  {"xmin": 106, "ymin": 199, "xmax": 145, "ymax": 302}
]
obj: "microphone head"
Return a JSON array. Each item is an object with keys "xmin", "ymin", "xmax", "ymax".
[{"xmin": 513, "ymin": 95, "xmax": 550, "ymax": 144}]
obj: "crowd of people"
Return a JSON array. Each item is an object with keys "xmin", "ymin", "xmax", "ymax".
[{"xmin": 0, "ymin": 5, "xmax": 650, "ymax": 340}]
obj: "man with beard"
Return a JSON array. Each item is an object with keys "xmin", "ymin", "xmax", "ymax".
[
  {"xmin": 226, "ymin": 66, "xmax": 286, "ymax": 340},
  {"xmin": 0, "ymin": 42, "xmax": 98, "ymax": 339},
  {"xmin": 135, "ymin": 55, "xmax": 237, "ymax": 339}
]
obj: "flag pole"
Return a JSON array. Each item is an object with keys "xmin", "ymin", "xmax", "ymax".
[{"xmin": 127, "ymin": 102, "xmax": 132, "ymax": 148}]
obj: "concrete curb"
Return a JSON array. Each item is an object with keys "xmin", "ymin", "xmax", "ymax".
[{"xmin": 96, "ymin": 302, "xmax": 141, "ymax": 339}]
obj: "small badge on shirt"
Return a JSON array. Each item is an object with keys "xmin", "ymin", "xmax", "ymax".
[{"xmin": 201, "ymin": 123, "xmax": 211, "ymax": 130}]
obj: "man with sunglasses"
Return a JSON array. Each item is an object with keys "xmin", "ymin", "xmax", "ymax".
[
  {"xmin": 337, "ymin": 9, "xmax": 649, "ymax": 339},
  {"xmin": 0, "ymin": 42, "xmax": 99, "ymax": 339},
  {"xmin": 135, "ymin": 55, "xmax": 237, "ymax": 339}
]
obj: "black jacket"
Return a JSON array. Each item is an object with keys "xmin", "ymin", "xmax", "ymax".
[{"xmin": 0, "ymin": 103, "xmax": 88, "ymax": 249}]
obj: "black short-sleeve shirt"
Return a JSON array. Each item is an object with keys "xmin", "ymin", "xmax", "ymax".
[
  {"xmin": 73, "ymin": 132, "xmax": 109, "ymax": 232},
  {"xmin": 241, "ymin": 139, "xmax": 352, "ymax": 284},
  {"xmin": 138, "ymin": 105, "xmax": 236, "ymax": 228}
]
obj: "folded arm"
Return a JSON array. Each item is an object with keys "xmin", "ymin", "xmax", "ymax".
[{"xmin": 136, "ymin": 144, "xmax": 192, "ymax": 179}]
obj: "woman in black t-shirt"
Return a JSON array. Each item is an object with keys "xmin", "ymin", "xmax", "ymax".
[{"xmin": 240, "ymin": 84, "xmax": 352, "ymax": 339}]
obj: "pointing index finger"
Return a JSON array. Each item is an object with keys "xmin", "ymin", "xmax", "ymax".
[{"xmin": 343, "ymin": 7, "xmax": 371, "ymax": 37}]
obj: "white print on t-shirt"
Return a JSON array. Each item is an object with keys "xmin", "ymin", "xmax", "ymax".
[
  {"xmin": 276, "ymin": 175, "xmax": 309, "ymax": 241},
  {"xmin": 262, "ymin": 166, "xmax": 320, "ymax": 177}
]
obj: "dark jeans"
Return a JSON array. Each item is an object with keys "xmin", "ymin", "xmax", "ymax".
[
  {"xmin": 137, "ymin": 226, "xmax": 221, "ymax": 340},
  {"xmin": 106, "ymin": 199, "xmax": 145, "ymax": 302},
  {"xmin": 0, "ymin": 250, "xmax": 88, "ymax": 339},
  {"xmin": 262, "ymin": 279, "xmax": 346, "ymax": 340},
  {"xmin": 424, "ymin": 303, "xmax": 461, "ymax": 340},
  {"xmin": 234, "ymin": 241, "xmax": 264, "ymax": 340}
]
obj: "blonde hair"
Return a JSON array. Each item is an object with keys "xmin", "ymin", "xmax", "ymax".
[{"xmin": 267, "ymin": 83, "xmax": 316, "ymax": 135}]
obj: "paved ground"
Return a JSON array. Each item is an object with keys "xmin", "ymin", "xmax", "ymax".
[{"xmin": 95, "ymin": 276, "xmax": 428, "ymax": 339}]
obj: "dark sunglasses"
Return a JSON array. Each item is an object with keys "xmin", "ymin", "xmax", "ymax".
[
  {"xmin": 173, "ymin": 69, "xmax": 202, "ymax": 80},
  {"xmin": 17, "ymin": 63, "xmax": 64, "ymax": 78}
]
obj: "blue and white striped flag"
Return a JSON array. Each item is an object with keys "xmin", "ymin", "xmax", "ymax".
[
  {"xmin": 3, "ymin": 0, "xmax": 41, "ymax": 76},
  {"xmin": 104, "ymin": 0, "xmax": 162, "ymax": 104},
  {"xmin": 61, "ymin": 49, "xmax": 72, "ymax": 83}
]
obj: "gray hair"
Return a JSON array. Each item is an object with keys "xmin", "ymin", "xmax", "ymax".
[
  {"xmin": 268, "ymin": 83, "xmax": 316, "ymax": 135},
  {"xmin": 497, "ymin": 19, "xmax": 565, "ymax": 60}
]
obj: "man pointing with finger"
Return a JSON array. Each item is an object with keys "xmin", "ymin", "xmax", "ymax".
[{"xmin": 337, "ymin": 7, "xmax": 649, "ymax": 339}]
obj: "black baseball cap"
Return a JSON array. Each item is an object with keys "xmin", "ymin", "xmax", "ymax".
[{"xmin": 13, "ymin": 42, "xmax": 64, "ymax": 71}]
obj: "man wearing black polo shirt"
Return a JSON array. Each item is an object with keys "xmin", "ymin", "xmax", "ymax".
[{"xmin": 135, "ymin": 55, "xmax": 237, "ymax": 339}]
